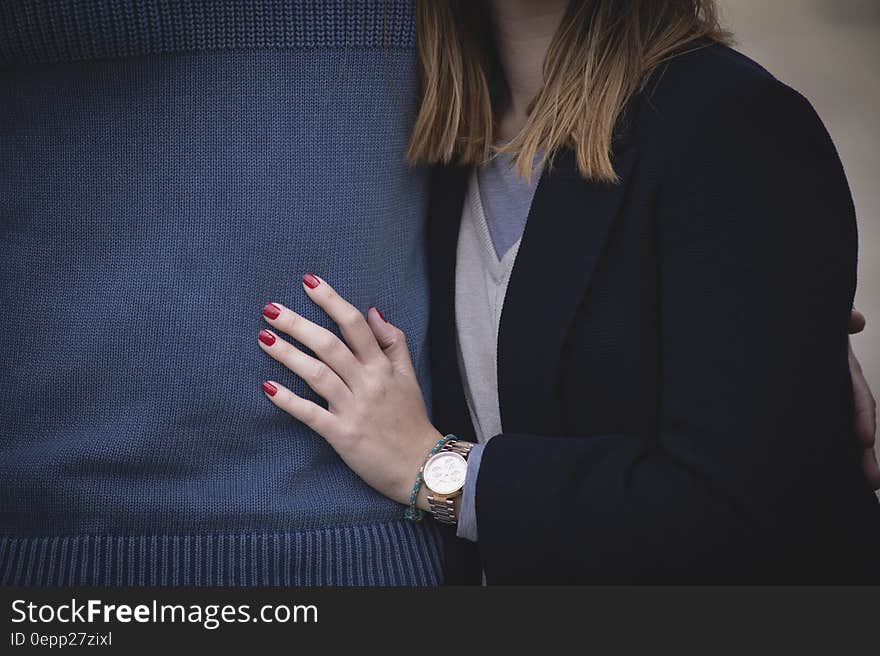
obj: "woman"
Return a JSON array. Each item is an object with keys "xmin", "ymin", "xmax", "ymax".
[{"xmin": 256, "ymin": 0, "xmax": 880, "ymax": 583}]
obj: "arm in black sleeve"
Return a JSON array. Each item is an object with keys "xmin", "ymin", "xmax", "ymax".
[{"xmin": 474, "ymin": 80, "xmax": 866, "ymax": 583}]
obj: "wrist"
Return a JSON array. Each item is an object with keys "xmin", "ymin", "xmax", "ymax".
[
  {"xmin": 416, "ymin": 484, "xmax": 431, "ymax": 513},
  {"xmin": 401, "ymin": 426, "xmax": 445, "ymax": 507}
]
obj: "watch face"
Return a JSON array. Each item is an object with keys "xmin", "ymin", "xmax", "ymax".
[{"xmin": 423, "ymin": 451, "xmax": 468, "ymax": 495}]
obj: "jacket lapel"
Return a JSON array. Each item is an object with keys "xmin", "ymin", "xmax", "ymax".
[
  {"xmin": 497, "ymin": 143, "xmax": 639, "ymax": 434},
  {"xmin": 427, "ymin": 133, "xmax": 640, "ymax": 439},
  {"xmin": 426, "ymin": 164, "xmax": 476, "ymax": 440}
]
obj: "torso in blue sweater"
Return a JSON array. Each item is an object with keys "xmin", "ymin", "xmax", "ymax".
[{"xmin": 0, "ymin": 0, "xmax": 442, "ymax": 586}]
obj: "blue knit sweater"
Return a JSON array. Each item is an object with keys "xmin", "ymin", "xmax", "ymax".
[{"xmin": 0, "ymin": 0, "xmax": 442, "ymax": 586}]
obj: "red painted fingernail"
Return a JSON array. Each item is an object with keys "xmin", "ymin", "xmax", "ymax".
[
  {"xmin": 258, "ymin": 329, "xmax": 276, "ymax": 346},
  {"xmin": 375, "ymin": 307, "xmax": 387, "ymax": 323},
  {"xmin": 262, "ymin": 303, "xmax": 281, "ymax": 319},
  {"xmin": 302, "ymin": 273, "xmax": 320, "ymax": 289},
  {"xmin": 262, "ymin": 381, "xmax": 277, "ymax": 396}
]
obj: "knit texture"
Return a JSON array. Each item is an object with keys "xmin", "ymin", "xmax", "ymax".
[
  {"xmin": 0, "ymin": 0, "xmax": 442, "ymax": 586},
  {"xmin": 0, "ymin": 523, "xmax": 443, "ymax": 587},
  {"xmin": 0, "ymin": 0, "xmax": 415, "ymax": 67}
]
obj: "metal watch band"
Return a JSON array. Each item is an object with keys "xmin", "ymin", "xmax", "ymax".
[
  {"xmin": 441, "ymin": 439, "xmax": 473, "ymax": 460},
  {"xmin": 427, "ymin": 496, "xmax": 459, "ymax": 525},
  {"xmin": 427, "ymin": 440, "xmax": 474, "ymax": 525}
]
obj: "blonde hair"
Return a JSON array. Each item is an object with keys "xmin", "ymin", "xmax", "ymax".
[{"xmin": 406, "ymin": 0, "xmax": 729, "ymax": 182}]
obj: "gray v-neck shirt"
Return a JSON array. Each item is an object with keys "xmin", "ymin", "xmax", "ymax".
[
  {"xmin": 455, "ymin": 155, "xmax": 541, "ymax": 544},
  {"xmin": 477, "ymin": 150, "xmax": 542, "ymax": 258}
]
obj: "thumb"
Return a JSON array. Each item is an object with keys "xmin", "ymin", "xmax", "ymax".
[{"xmin": 368, "ymin": 307, "xmax": 413, "ymax": 372}]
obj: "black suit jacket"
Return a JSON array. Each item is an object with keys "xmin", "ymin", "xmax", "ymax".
[{"xmin": 427, "ymin": 43, "xmax": 880, "ymax": 584}]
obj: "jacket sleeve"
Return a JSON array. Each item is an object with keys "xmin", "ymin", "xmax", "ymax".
[{"xmin": 473, "ymin": 81, "xmax": 867, "ymax": 583}]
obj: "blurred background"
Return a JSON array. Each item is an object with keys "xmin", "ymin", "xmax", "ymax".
[{"xmin": 720, "ymin": 0, "xmax": 880, "ymax": 464}]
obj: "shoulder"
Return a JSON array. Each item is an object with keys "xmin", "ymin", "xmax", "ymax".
[
  {"xmin": 635, "ymin": 41, "xmax": 828, "ymax": 155},
  {"xmin": 645, "ymin": 40, "xmax": 782, "ymax": 108},
  {"xmin": 639, "ymin": 43, "xmax": 855, "ymax": 260}
]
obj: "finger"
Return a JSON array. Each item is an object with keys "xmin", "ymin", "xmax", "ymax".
[
  {"xmin": 849, "ymin": 343, "xmax": 877, "ymax": 449},
  {"xmin": 301, "ymin": 273, "xmax": 384, "ymax": 362},
  {"xmin": 849, "ymin": 309, "xmax": 866, "ymax": 334},
  {"xmin": 367, "ymin": 307, "xmax": 415, "ymax": 374},
  {"xmin": 262, "ymin": 301, "xmax": 361, "ymax": 385},
  {"xmin": 859, "ymin": 448, "xmax": 880, "ymax": 492},
  {"xmin": 258, "ymin": 329, "xmax": 352, "ymax": 407},
  {"xmin": 261, "ymin": 379, "xmax": 340, "ymax": 440}
]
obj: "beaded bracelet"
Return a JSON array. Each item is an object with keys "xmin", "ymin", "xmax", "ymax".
[{"xmin": 404, "ymin": 434, "xmax": 454, "ymax": 521}]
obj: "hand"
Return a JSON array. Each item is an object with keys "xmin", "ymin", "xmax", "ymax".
[
  {"xmin": 257, "ymin": 273, "xmax": 444, "ymax": 510},
  {"xmin": 849, "ymin": 309, "xmax": 879, "ymax": 490}
]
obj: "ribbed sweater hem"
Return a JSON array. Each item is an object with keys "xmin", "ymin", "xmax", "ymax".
[
  {"xmin": 0, "ymin": 519, "xmax": 443, "ymax": 587},
  {"xmin": 0, "ymin": 0, "xmax": 415, "ymax": 67}
]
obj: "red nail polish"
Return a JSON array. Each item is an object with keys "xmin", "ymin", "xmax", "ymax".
[
  {"xmin": 262, "ymin": 381, "xmax": 277, "ymax": 397},
  {"xmin": 258, "ymin": 329, "xmax": 276, "ymax": 346},
  {"xmin": 262, "ymin": 303, "xmax": 281, "ymax": 319},
  {"xmin": 302, "ymin": 273, "xmax": 320, "ymax": 289},
  {"xmin": 375, "ymin": 307, "xmax": 387, "ymax": 323}
]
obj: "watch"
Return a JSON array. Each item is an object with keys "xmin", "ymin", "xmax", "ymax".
[{"xmin": 422, "ymin": 439, "xmax": 473, "ymax": 525}]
